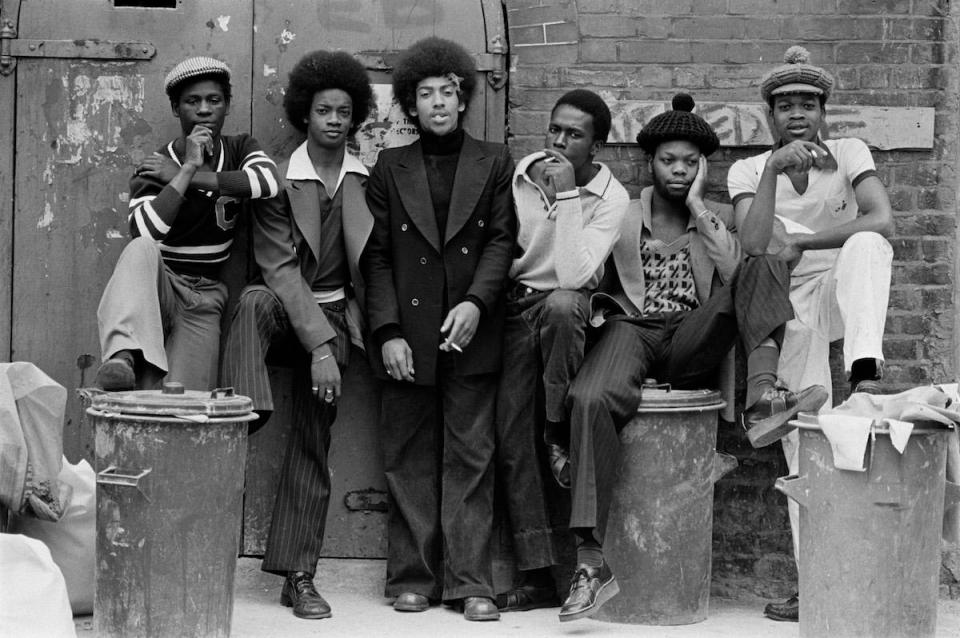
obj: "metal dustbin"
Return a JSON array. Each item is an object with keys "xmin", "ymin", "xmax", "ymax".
[
  {"xmin": 90, "ymin": 383, "xmax": 255, "ymax": 638},
  {"xmin": 776, "ymin": 415, "xmax": 956, "ymax": 638},
  {"xmin": 595, "ymin": 386, "xmax": 736, "ymax": 625}
]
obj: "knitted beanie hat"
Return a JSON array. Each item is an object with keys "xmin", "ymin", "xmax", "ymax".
[
  {"xmin": 635, "ymin": 93, "xmax": 720, "ymax": 156},
  {"xmin": 164, "ymin": 56, "xmax": 231, "ymax": 98},
  {"xmin": 760, "ymin": 46, "xmax": 833, "ymax": 103}
]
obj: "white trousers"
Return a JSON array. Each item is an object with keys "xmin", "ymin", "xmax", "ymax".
[{"xmin": 778, "ymin": 231, "xmax": 893, "ymax": 562}]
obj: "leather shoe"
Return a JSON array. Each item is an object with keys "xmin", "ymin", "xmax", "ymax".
[
  {"xmin": 743, "ymin": 385, "xmax": 828, "ymax": 448},
  {"xmin": 280, "ymin": 572, "xmax": 331, "ymax": 619},
  {"xmin": 495, "ymin": 584, "xmax": 559, "ymax": 611},
  {"xmin": 763, "ymin": 593, "xmax": 799, "ymax": 622},
  {"xmin": 463, "ymin": 596, "xmax": 500, "ymax": 621},
  {"xmin": 95, "ymin": 357, "xmax": 135, "ymax": 391},
  {"xmin": 558, "ymin": 561, "xmax": 619, "ymax": 622},
  {"xmin": 393, "ymin": 592, "xmax": 429, "ymax": 612},
  {"xmin": 545, "ymin": 442, "xmax": 571, "ymax": 488}
]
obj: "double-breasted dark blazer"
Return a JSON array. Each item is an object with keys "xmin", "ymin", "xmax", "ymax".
[{"xmin": 361, "ymin": 133, "xmax": 516, "ymax": 385}]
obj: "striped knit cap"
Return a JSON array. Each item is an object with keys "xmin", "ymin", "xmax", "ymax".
[
  {"xmin": 164, "ymin": 56, "xmax": 231, "ymax": 97},
  {"xmin": 636, "ymin": 93, "xmax": 720, "ymax": 156},
  {"xmin": 760, "ymin": 46, "xmax": 834, "ymax": 103}
]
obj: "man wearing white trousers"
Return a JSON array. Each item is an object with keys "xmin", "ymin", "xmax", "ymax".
[{"xmin": 727, "ymin": 45, "xmax": 894, "ymax": 623}]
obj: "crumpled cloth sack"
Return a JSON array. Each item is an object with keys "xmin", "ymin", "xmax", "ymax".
[
  {"xmin": 0, "ymin": 533, "xmax": 77, "ymax": 637},
  {"xmin": 827, "ymin": 385, "xmax": 959, "ymax": 545},
  {"xmin": 0, "ymin": 362, "xmax": 69, "ymax": 521},
  {"xmin": 10, "ymin": 456, "xmax": 96, "ymax": 613}
]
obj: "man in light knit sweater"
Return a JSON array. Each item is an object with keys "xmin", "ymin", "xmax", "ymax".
[{"xmin": 494, "ymin": 89, "xmax": 628, "ymax": 613}]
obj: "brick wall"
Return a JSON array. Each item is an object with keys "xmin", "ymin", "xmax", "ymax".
[{"xmin": 502, "ymin": 0, "xmax": 959, "ymax": 598}]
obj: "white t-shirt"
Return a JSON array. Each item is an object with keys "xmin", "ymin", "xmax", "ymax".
[{"xmin": 727, "ymin": 137, "xmax": 877, "ymax": 234}]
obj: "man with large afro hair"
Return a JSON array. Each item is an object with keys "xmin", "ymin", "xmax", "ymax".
[
  {"xmin": 361, "ymin": 36, "xmax": 516, "ymax": 622},
  {"xmin": 283, "ymin": 50, "xmax": 373, "ymax": 135},
  {"xmin": 390, "ymin": 36, "xmax": 478, "ymax": 126},
  {"xmin": 221, "ymin": 49, "xmax": 375, "ymax": 621}
]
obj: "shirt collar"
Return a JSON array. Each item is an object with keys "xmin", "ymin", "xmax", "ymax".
[
  {"xmin": 286, "ymin": 141, "xmax": 368, "ymax": 186},
  {"xmin": 514, "ymin": 151, "xmax": 616, "ymax": 200},
  {"xmin": 638, "ymin": 186, "xmax": 697, "ymax": 234}
]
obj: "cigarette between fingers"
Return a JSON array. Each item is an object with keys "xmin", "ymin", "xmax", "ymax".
[{"xmin": 450, "ymin": 343, "xmax": 463, "ymax": 353}]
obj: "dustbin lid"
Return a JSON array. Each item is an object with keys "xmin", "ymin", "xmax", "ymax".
[
  {"xmin": 91, "ymin": 383, "xmax": 253, "ymax": 417},
  {"xmin": 637, "ymin": 386, "xmax": 724, "ymax": 411}
]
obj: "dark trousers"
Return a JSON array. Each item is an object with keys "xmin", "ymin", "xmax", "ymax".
[
  {"xmin": 495, "ymin": 288, "xmax": 589, "ymax": 569},
  {"xmin": 567, "ymin": 256, "xmax": 793, "ymax": 544},
  {"xmin": 381, "ymin": 360, "xmax": 497, "ymax": 601},
  {"xmin": 220, "ymin": 285, "xmax": 350, "ymax": 575}
]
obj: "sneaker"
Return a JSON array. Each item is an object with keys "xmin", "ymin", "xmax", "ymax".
[
  {"xmin": 743, "ymin": 385, "xmax": 829, "ymax": 448},
  {"xmin": 763, "ymin": 592, "xmax": 799, "ymax": 622}
]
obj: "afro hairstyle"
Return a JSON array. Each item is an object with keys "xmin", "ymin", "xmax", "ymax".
[
  {"xmin": 168, "ymin": 72, "xmax": 232, "ymax": 107},
  {"xmin": 551, "ymin": 89, "xmax": 612, "ymax": 143},
  {"xmin": 391, "ymin": 37, "xmax": 477, "ymax": 117},
  {"xmin": 284, "ymin": 50, "xmax": 374, "ymax": 135}
]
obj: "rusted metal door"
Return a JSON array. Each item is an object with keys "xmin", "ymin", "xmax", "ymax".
[
  {"xmin": 0, "ymin": 0, "xmax": 507, "ymax": 560},
  {"xmin": 242, "ymin": 0, "xmax": 509, "ymax": 558},
  {"xmin": 1, "ymin": 0, "xmax": 254, "ymax": 461}
]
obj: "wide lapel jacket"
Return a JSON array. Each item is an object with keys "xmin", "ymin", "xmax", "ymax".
[
  {"xmin": 252, "ymin": 155, "xmax": 373, "ymax": 354},
  {"xmin": 361, "ymin": 133, "xmax": 516, "ymax": 385}
]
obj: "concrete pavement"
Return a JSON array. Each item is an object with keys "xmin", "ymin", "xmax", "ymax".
[{"xmin": 73, "ymin": 557, "xmax": 960, "ymax": 637}]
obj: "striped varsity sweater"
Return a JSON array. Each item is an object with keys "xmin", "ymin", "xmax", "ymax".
[{"xmin": 128, "ymin": 134, "xmax": 280, "ymax": 278}]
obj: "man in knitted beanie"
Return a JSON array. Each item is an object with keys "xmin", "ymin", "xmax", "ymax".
[
  {"xmin": 560, "ymin": 93, "xmax": 810, "ymax": 622},
  {"xmin": 728, "ymin": 46, "xmax": 894, "ymax": 622},
  {"xmin": 94, "ymin": 56, "xmax": 280, "ymax": 391},
  {"xmin": 360, "ymin": 37, "xmax": 515, "ymax": 622}
]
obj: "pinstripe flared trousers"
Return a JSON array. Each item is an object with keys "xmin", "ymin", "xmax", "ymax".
[
  {"xmin": 566, "ymin": 255, "xmax": 793, "ymax": 544},
  {"xmin": 220, "ymin": 284, "xmax": 350, "ymax": 575}
]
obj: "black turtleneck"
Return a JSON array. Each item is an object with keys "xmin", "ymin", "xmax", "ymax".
[{"xmin": 421, "ymin": 127, "xmax": 464, "ymax": 241}]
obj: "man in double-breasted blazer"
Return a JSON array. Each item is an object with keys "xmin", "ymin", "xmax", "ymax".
[
  {"xmin": 220, "ymin": 51, "xmax": 374, "ymax": 620},
  {"xmin": 360, "ymin": 37, "xmax": 516, "ymax": 622}
]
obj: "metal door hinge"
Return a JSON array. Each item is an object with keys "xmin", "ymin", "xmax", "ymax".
[
  {"xmin": 0, "ymin": 19, "xmax": 155, "ymax": 76},
  {"xmin": 356, "ymin": 37, "xmax": 508, "ymax": 91}
]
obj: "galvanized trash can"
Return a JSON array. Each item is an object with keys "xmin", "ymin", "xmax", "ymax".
[
  {"xmin": 776, "ymin": 417, "xmax": 955, "ymax": 638},
  {"xmin": 90, "ymin": 383, "xmax": 255, "ymax": 638},
  {"xmin": 596, "ymin": 386, "xmax": 735, "ymax": 625}
]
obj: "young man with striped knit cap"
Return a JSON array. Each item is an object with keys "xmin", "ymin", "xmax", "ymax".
[
  {"xmin": 95, "ymin": 56, "xmax": 280, "ymax": 391},
  {"xmin": 728, "ymin": 46, "xmax": 894, "ymax": 622}
]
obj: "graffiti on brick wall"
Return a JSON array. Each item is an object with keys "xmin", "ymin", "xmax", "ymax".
[{"xmin": 602, "ymin": 94, "xmax": 935, "ymax": 151}]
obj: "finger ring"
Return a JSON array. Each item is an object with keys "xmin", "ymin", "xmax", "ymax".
[
  {"xmin": 312, "ymin": 386, "xmax": 319, "ymax": 392},
  {"xmin": 325, "ymin": 388, "xmax": 334, "ymax": 395}
]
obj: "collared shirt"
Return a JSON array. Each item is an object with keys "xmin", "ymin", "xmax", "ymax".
[
  {"xmin": 509, "ymin": 151, "xmax": 629, "ymax": 291},
  {"xmin": 286, "ymin": 142, "xmax": 368, "ymax": 303}
]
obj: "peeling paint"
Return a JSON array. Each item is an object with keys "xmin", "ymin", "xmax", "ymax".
[
  {"xmin": 279, "ymin": 29, "xmax": 296, "ymax": 45},
  {"xmin": 118, "ymin": 192, "xmax": 130, "ymax": 203},
  {"xmin": 263, "ymin": 64, "xmax": 277, "ymax": 77},
  {"xmin": 37, "ymin": 202, "xmax": 55, "ymax": 229},
  {"xmin": 106, "ymin": 229, "xmax": 123, "ymax": 240},
  {"xmin": 217, "ymin": 15, "xmax": 231, "ymax": 31}
]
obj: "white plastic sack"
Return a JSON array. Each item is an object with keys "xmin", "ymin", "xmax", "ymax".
[
  {"xmin": 10, "ymin": 457, "xmax": 96, "ymax": 614},
  {"xmin": 0, "ymin": 533, "xmax": 76, "ymax": 638}
]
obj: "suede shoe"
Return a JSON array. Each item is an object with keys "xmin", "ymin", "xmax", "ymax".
[
  {"xmin": 95, "ymin": 357, "xmax": 135, "ymax": 391},
  {"xmin": 743, "ymin": 385, "xmax": 829, "ymax": 448},
  {"xmin": 763, "ymin": 593, "xmax": 799, "ymax": 622},
  {"xmin": 558, "ymin": 561, "xmax": 619, "ymax": 622},
  {"xmin": 280, "ymin": 572, "xmax": 331, "ymax": 619},
  {"xmin": 463, "ymin": 596, "xmax": 500, "ymax": 621},
  {"xmin": 393, "ymin": 592, "xmax": 429, "ymax": 612}
]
